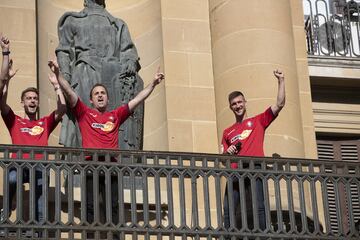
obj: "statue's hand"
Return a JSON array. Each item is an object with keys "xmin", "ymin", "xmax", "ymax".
[{"xmin": 124, "ymin": 60, "xmax": 137, "ymax": 75}]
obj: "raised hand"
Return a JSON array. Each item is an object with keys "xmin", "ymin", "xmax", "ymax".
[
  {"xmin": 125, "ymin": 59, "xmax": 137, "ymax": 75},
  {"xmin": 271, "ymin": 69, "xmax": 286, "ymax": 115},
  {"xmin": 0, "ymin": 34, "xmax": 10, "ymax": 51},
  {"xmin": 128, "ymin": 66, "xmax": 165, "ymax": 112},
  {"xmin": 153, "ymin": 66, "xmax": 164, "ymax": 86},
  {"xmin": 273, "ymin": 69, "xmax": 284, "ymax": 81},
  {"xmin": 48, "ymin": 59, "xmax": 60, "ymax": 76},
  {"xmin": 48, "ymin": 59, "xmax": 60, "ymax": 86}
]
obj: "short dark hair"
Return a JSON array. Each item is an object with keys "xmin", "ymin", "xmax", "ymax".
[
  {"xmin": 21, "ymin": 87, "xmax": 39, "ymax": 101},
  {"xmin": 84, "ymin": 0, "xmax": 105, "ymax": 8},
  {"xmin": 228, "ymin": 91, "xmax": 245, "ymax": 104},
  {"xmin": 89, "ymin": 83, "xmax": 109, "ymax": 99}
]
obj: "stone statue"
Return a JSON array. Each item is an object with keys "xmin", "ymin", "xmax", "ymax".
[{"xmin": 56, "ymin": 0, "xmax": 144, "ymax": 150}]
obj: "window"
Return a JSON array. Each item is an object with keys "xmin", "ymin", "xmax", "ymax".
[
  {"xmin": 317, "ymin": 135, "xmax": 360, "ymax": 233},
  {"xmin": 303, "ymin": 0, "xmax": 360, "ymax": 57}
]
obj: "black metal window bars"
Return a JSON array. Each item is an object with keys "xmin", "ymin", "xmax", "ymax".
[{"xmin": 304, "ymin": 0, "xmax": 360, "ymax": 58}]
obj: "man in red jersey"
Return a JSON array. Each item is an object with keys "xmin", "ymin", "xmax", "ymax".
[
  {"xmin": 49, "ymin": 59, "xmax": 164, "ymax": 151},
  {"xmin": 221, "ymin": 70, "xmax": 285, "ymax": 232},
  {"xmin": 49, "ymin": 59, "xmax": 164, "ymax": 224},
  {"xmin": 0, "ymin": 36, "xmax": 67, "ymax": 223}
]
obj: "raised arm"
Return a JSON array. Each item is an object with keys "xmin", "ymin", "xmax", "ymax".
[
  {"xmin": 0, "ymin": 35, "xmax": 10, "ymax": 98},
  {"xmin": 0, "ymin": 35, "xmax": 17, "ymax": 115},
  {"xmin": 48, "ymin": 59, "xmax": 78, "ymax": 108},
  {"xmin": 0, "ymin": 59, "xmax": 18, "ymax": 115},
  {"xmin": 128, "ymin": 68, "xmax": 164, "ymax": 112},
  {"xmin": 48, "ymin": 61, "xmax": 67, "ymax": 122},
  {"xmin": 271, "ymin": 69, "xmax": 285, "ymax": 116}
]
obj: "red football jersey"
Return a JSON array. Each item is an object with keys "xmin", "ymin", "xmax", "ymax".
[
  {"xmin": 221, "ymin": 107, "xmax": 276, "ymax": 169},
  {"xmin": 2, "ymin": 108, "xmax": 59, "ymax": 159},
  {"xmin": 73, "ymin": 99, "xmax": 131, "ymax": 150}
]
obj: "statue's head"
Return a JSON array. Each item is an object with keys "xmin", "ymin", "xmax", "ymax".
[{"xmin": 84, "ymin": 0, "xmax": 106, "ymax": 8}]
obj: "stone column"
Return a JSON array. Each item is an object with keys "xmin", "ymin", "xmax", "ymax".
[
  {"xmin": 160, "ymin": 0, "xmax": 219, "ymax": 153},
  {"xmin": 210, "ymin": 0, "xmax": 306, "ymax": 158},
  {"xmin": 160, "ymin": 0, "xmax": 219, "ymax": 228},
  {"xmin": 0, "ymin": 0, "xmax": 37, "ymax": 221},
  {"xmin": 0, "ymin": 0, "xmax": 37, "ymax": 144}
]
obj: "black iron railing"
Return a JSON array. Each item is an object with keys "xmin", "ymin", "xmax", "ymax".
[
  {"xmin": 0, "ymin": 144, "xmax": 359, "ymax": 239},
  {"xmin": 304, "ymin": 0, "xmax": 360, "ymax": 58}
]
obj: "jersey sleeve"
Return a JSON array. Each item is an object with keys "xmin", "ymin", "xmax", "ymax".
[
  {"xmin": 115, "ymin": 104, "xmax": 131, "ymax": 125},
  {"xmin": 72, "ymin": 98, "xmax": 87, "ymax": 120},
  {"xmin": 221, "ymin": 130, "xmax": 229, "ymax": 154},
  {"xmin": 259, "ymin": 107, "xmax": 277, "ymax": 128},
  {"xmin": 1, "ymin": 107, "xmax": 16, "ymax": 130}
]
